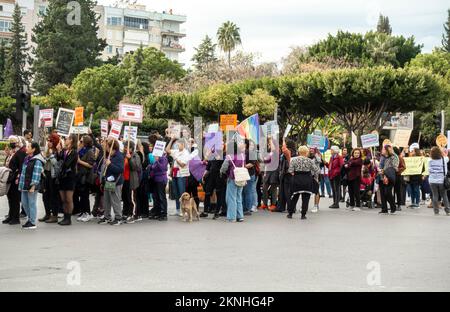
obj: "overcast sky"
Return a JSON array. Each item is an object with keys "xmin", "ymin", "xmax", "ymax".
[{"xmin": 97, "ymin": 0, "xmax": 448, "ymax": 67}]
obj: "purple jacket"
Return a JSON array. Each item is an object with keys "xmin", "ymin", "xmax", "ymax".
[
  {"xmin": 151, "ymin": 156, "xmax": 168, "ymax": 184},
  {"xmin": 220, "ymin": 154, "xmax": 246, "ymax": 180}
]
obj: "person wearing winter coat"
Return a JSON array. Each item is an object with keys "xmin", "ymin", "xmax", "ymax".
[
  {"xmin": 344, "ymin": 148, "xmax": 363, "ymax": 211},
  {"xmin": 328, "ymin": 146, "xmax": 344, "ymax": 209},
  {"xmin": 3, "ymin": 136, "xmax": 27, "ymax": 225},
  {"xmin": 18, "ymin": 142, "xmax": 45, "ymax": 229},
  {"xmin": 122, "ymin": 140, "xmax": 143, "ymax": 223},
  {"xmin": 276, "ymin": 139, "xmax": 297, "ymax": 213}
]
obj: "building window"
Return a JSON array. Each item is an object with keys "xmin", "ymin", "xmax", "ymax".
[
  {"xmin": 0, "ymin": 20, "xmax": 11, "ymax": 32},
  {"xmin": 124, "ymin": 16, "xmax": 148, "ymax": 30},
  {"xmin": 0, "ymin": 6, "xmax": 3, "ymax": 12},
  {"xmin": 106, "ymin": 45, "xmax": 113, "ymax": 54},
  {"xmin": 38, "ymin": 6, "xmax": 46, "ymax": 16},
  {"xmin": 107, "ymin": 16, "xmax": 122, "ymax": 26}
]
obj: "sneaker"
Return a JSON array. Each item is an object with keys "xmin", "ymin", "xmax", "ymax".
[
  {"xmin": 20, "ymin": 212, "xmax": 27, "ymax": 218},
  {"xmin": 76, "ymin": 213, "xmax": 85, "ymax": 221},
  {"xmin": 244, "ymin": 211, "xmax": 252, "ymax": 216},
  {"xmin": 227, "ymin": 219, "xmax": 236, "ymax": 223},
  {"xmin": 134, "ymin": 216, "xmax": 143, "ymax": 222},
  {"xmin": 379, "ymin": 211, "xmax": 389, "ymax": 215},
  {"xmin": 98, "ymin": 217, "xmax": 110, "ymax": 225},
  {"xmin": 22, "ymin": 221, "xmax": 37, "ymax": 230},
  {"xmin": 124, "ymin": 216, "xmax": 135, "ymax": 224},
  {"xmin": 329, "ymin": 204, "xmax": 340, "ymax": 209},
  {"xmin": 346, "ymin": 206, "xmax": 353, "ymax": 210},
  {"xmin": 390, "ymin": 211, "xmax": 397, "ymax": 215},
  {"xmin": 109, "ymin": 219, "xmax": 122, "ymax": 226},
  {"xmin": 352, "ymin": 207, "xmax": 361, "ymax": 212},
  {"xmin": 311, "ymin": 206, "xmax": 318, "ymax": 213},
  {"xmin": 237, "ymin": 219, "xmax": 244, "ymax": 222},
  {"xmin": 2, "ymin": 217, "xmax": 11, "ymax": 224},
  {"xmin": 8, "ymin": 219, "xmax": 20, "ymax": 225},
  {"xmin": 38, "ymin": 215, "xmax": 50, "ymax": 222},
  {"xmin": 80, "ymin": 214, "xmax": 93, "ymax": 222},
  {"xmin": 200, "ymin": 213, "xmax": 208, "ymax": 218},
  {"xmin": 287, "ymin": 214, "xmax": 293, "ymax": 219},
  {"xmin": 301, "ymin": 215, "xmax": 307, "ymax": 220},
  {"xmin": 250, "ymin": 207, "xmax": 258, "ymax": 213},
  {"xmin": 158, "ymin": 216, "xmax": 168, "ymax": 221}
]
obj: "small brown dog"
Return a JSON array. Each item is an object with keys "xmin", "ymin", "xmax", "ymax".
[{"xmin": 180, "ymin": 192, "xmax": 199, "ymax": 222}]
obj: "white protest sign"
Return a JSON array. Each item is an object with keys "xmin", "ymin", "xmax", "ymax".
[
  {"xmin": 101, "ymin": 119, "xmax": 108, "ymax": 138},
  {"xmin": 108, "ymin": 120, "xmax": 123, "ymax": 140},
  {"xmin": 361, "ymin": 133, "xmax": 380, "ymax": 148},
  {"xmin": 118, "ymin": 103, "xmax": 143, "ymax": 123},
  {"xmin": 70, "ymin": 126, "xmax": 89, "ymax": 135},
  {"xmin": 123, "ymin": 126, "xmax": 138, "ymax": 143},
  {"xmin": 39, "ymin": 109, "xmax": 54, "ymax": 127},
  {"xmin": 153, "ymin": 140, "xmax": 167, "ymax": 157},
  {"xmin": 283, "ymin": 124, "xmax": 292, "ymax": 138},
  {"xmin": 352, "ymin": 132, "xmax": 358, "ymax": 149},
  {"xmin": 207, "ymin": 123, "xmax": 220, "ymax": 133},
  {"xmin": 393, "ymin": 129, "xmax": 412, "ymax": 148}
]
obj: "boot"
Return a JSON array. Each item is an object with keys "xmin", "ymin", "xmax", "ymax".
[
  {"xmin": 58, "ymin": 213, "xmax": 72, "ymax": 226},
  {"xmin": 45, "ymin": 215, "xmax": 58, "ymax": 223},
  {"xmin": 38, "ymin": 215, "xmax": 50, "ymax": 222}
]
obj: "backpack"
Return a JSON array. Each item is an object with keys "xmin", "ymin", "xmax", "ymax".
[{"xmin": 0, "ymin": 167, "xmax": 12, "ymax": 196}]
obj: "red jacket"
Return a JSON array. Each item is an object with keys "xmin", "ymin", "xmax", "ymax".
[
  {"xmin": 346, "ymin": 157, "xmax": 363, "ymax": 181},
  {"xmin": 328, "ymin": 154, "xmax": 344, "ymax": 180}
]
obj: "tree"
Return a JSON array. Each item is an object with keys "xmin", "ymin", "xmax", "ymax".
[
  {"xmin": 0, "ymin": 40, "xmax": 7, "ymax": 92},
  {"xmin": 72, "ymin": 64, "xmax": 129, "ymax": 119},
  {"xmin": 125, "ymin": 46, "xmax": 156, "ymax": 104},
  {"xmin": 40, "ymin": 84, "xmax": 78, "ymax": 109},
  {"xmin": 242, "ymin": 88, "xmax": 277, "ymax": 118},
  {"xmin": 443, "ymin": 9, "xmax": 450, "ymax": 52},
  {"xmin": 366, "ymin": 33, "xmax": 398, "ymax": 65},
  {"xmin": 31, "ymin": 0, "xmax": 106, "ymax": 95},
  {"xmin": 377, "ymin": 14, "xmax": 392, "ymax": 35},
  {"xmin": 192, "ymin": 35, "xmax": 217, "ymax": 72},
  {"xmin": 217, "ymin": 21, "xmax": 242, "ymax": 68},
  {"xmin": 2, "ymin": 3, "xmax": 29, "ymax": 97}
]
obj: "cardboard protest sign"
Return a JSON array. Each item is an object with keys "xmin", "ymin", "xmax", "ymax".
[
  {"xmin": 108, "ymin": 120, "xmax": 123, "ymax": 140},
  {"xmin": 207, "ymin": 123, "xmax": 219, "ymax": 133},
  {"xmin": 55, "ymin": 108, "xmax": 75, "ymax": 137},
  {"xmin": 402, "ymin": 157, "xmax": 425, "ymax": 176},
  {"xmin": 283, "ymin": 125, "xmax": 292, "ymax": 139},
  {"xmin": 100, "ymin": 119, "xmax": 108, "ymax": 138},
  {"xmin": 39, "ymin": 109, "xmax": 54, "ymax": 127},
  {"xmin": 123, "ymin": 126, "xmax": 138, "ymax": 143},
  {"xmin": 361, "ymin": 133, "xmax": 379, "ymax": 148},
  {"xmin": 307, "ymin": 134, "xmax": 326, "ymax": 149},
  {"xmin": 74, "ymin": 107, "xmax": 84, "ymax": 126},
  {"xmin": 118, "ymin": 103, "xmax": 143, "ymax": 123},
  {"xmin": 351, "ymin": 132, "xmax": 358, "ymax": 149},
  {"xmin": 393, "ymin": 129, "xmax": 412, "ymax": 148},
  {"xmin": 220, "ymin": 114, "xmax": 238, "ymax": 131},
  {"xmin": 152, "ymin": 140, "xmax": 167, "ymax": 157},
  {"xmin": 436, "ymin": 134, "xmax": 448, "ymax": 148}
]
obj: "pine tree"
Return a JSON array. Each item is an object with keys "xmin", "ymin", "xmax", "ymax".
[
  {"xmin": 0, "ymin": 40, "xmax": 7, "ymax": 92},
  {"xmin": 126, "ymin": 45, "xmax": 152, "ymax": 105},
  {"xmin": 192, "ymin": 35, "xmax": 217, "ymax": 71},
  {"xmin": 376, "ymin": 14, "xmax": 392, "ymax": 35},
  {"xmin": 31, "ymin": 0, "xmax": 106, "ymax": 95},
  {"xmin": 2, "ymin": 4, "xmax": 29, "ymax": 97},
  {"xmin": 442, "ymin": 9, "xmax": 450, "ymax": 52}
]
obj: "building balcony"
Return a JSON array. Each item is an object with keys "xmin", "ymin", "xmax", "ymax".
[
  {"xmin": 161, "ymin": 29, "xmax": 186, "ymax": 38},
  {"xmin": 161, "ymin": 42, "xmax": 185, "ymax": 52},
  {"xmin": 161, "ymin": 12, "xmax": 186, "ymax": 23}
]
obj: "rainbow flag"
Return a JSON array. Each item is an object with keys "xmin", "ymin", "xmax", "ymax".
[{"xmin": 236, "ymin": 114, "xmax": 260, "ymax": 144}]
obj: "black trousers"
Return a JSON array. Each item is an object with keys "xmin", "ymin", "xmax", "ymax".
[
  {"xmin": 348, "ymin": 177, "xmax": 361, "ymax": 207},
  {"xmin": 186, "ymin": 177, "xmax": 200, "ymax": 209},
  {"xmin": 153, "ymin": 182, "xmax": 167, "ymax": 217},
  {"xmin": 43, "ymin": 175, "xmax": 61, "ymax": 216},
  {"xmin": 380, "ymin": 182, "xmax": 396, "ymax": 213},
  {"xmin": 288, "ymin": 192, "xmax": 311, "ymax": 216},
  {"xmin": 394, "ymin": 175, "xmax": 405, "ymax": 206},
  {"xmin": 7, "ymin": 183, "xmax": 20, "ymax": 221},
  {"xmin": 277, "ymin": 175, "xmax": 291, "ymax": 212},
  {"xmin": 122, "ymin": 180, "xmax": 132, "ymax": 217},
  {"xmin": 73, "ymin": 184, "xmax": 91, "ymax": 215},
  {"xmin": 330, "ymin": 176, "xmax": 341, "ymax": 205},
  {"xmin": 137, "ymin": 183, "xmax": 149, "ymax": 217},
  {"xmin": 256, "ymin": 174, "xmax": 263, "ymax": 207},
  {"xmin": 205, "ymin": 187, "xmax": 226, "ymax": 214}
]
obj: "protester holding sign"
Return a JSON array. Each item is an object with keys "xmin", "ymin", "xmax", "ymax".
[
  {"xmin": 405, "ymin": 148, "xmax": 424, "ymax": 209},
  {"xmin": 428, "ymin": 147, "xmax": 450, "ymax": 216},
  {"xmin": 122, "ymin": 141, "xmax": 143, "ymax": 223},
  {"xmin": 56, "ymin": 134, "xmax": 78, "ymax": 226}
]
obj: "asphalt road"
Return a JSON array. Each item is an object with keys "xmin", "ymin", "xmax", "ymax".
[{"xmin": 0, "ymin": 195, "xmax": 449, "ymax": 292}]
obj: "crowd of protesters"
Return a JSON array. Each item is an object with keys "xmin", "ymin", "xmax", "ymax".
[{"xmin": 1, "ymin": 127, "xmax": 449, "ymax": 230}]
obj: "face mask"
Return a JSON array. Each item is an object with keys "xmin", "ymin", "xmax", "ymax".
[{"xmin": 9, "ymin": 143, "xmax": 16, "ymax": 149}]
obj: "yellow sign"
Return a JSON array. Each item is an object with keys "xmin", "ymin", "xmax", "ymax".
[
  {"xmin": 74, "ymin": 107, "xmax": 84, "ymax": 126},
  {"xmin": 423, "ymin": 157, "xmax": 430, "ymax": 176},
  {"xmin": 324, "ymin": 150, "xmax": 332, "ymax": 163},
  {"xmin": 220, "ymin": 114, "xmax": 238, "ymax": 131},
  {"xmin": 436, "ymin": 135, "xmax": 448, "ymax": 148},
  {"xmin": 402, "ymin": 157, "xmax": 425, "ymax": 176}
]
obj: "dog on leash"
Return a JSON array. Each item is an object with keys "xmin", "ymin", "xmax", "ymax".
[{"xmin": 180, "ymin": 192, "xmax": 199, "ymax": 222}]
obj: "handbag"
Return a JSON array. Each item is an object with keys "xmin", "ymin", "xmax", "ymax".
[
  {"xmin": 104, "ymin": 174, "xmax": 121, "ymax": 192},
  {"xmin": 229, "ymin": 155, "xmax": 250, "ymax": 187},
  {"xmin": 442, "ymin": 158, "xmax": 450, "ymax": 190}
]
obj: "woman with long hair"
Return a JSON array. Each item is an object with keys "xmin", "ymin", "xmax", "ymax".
[
  {"xmin": 56, "ymin": 134, "xmax": 78, "ymax": 226},
  {"xmin": 428, "ymin": 147, "xmax": 450, "ymax": 216},
  {"xmin": 345, "ymin": 148, "xmax": 363, "ymax": 211},
  {"xmin": 379, "ymin": 145, "xmax": 399, "ymax": 214}
]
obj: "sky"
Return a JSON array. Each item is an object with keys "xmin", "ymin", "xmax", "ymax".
[{"xmin": 97, "ymin": 0, "xmax": 449, "ymax": 67}]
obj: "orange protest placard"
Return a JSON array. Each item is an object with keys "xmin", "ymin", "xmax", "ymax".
[
  {"xmin": 220, "ymin": 114, "xmax": 237, "ymax": 131},
  {"xmin": 74, "ymin": 107, "xmax": 84, "ymax": 126}
]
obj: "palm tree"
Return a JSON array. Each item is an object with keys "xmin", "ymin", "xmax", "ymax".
[
  {"xmin": 217, "ymin": 21, "xmax": 242, "ymax": 68},
  {"xmin": 367, "ymin": 33, "xmax": 398, "ymax": 66}
]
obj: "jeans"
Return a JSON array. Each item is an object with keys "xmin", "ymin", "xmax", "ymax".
[
  {"xmin": 410, "ymin": 183, "xmax": 420, "ymax": 206},
  {"xmin": 173, "ymin": 177, "xmax": 187, "ymax": 212},
  {"xmin": 21, "ymin": 191, "xmax": 38, "ymax": 224},
  {"xmin": 320, "ymin": 175, "xmax": 332, "ymax": 197},
  {"xmin": 243, "ymin": 175, "xmax": 257, "ymax": 211},
  {"xmin": 226, "ymin": 179, "xmax": 244, "ymax": 221},
  {"xmin": 430, "ymin": 183, "xmax": 450, "ymax": 214}
]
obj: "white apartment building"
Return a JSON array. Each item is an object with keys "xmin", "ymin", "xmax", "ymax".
[
  {"xmin": 0, "ymin": 0, "xmax": 186, "ymax": 63},
  {"xmin": 95, "ymin": 3, "xmax": 186, "ymax": 63}
]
